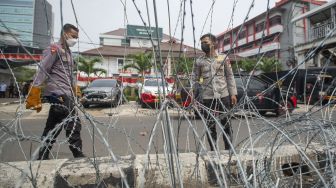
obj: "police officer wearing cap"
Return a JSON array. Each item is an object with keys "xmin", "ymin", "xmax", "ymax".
[
  {"xmin": 26, "ymin": 23, "xmax": 85, "ymax": 160},
  {"xmin": 193, "ymin": 33, "xmax": 238, "ymax": 151}
]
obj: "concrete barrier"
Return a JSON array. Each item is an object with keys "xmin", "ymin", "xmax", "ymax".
[{"xmin": 0, "ymin": 144, "xmax": 332, "ymax": 187}]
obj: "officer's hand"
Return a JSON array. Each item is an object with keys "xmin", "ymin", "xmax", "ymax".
[
  {"xmin": 26, "ymin": 86, "xmax": 42, "ymax": 113},
  {"xmin": 231, "ymin": 95, "xmax": 237, "ymax": 106}
]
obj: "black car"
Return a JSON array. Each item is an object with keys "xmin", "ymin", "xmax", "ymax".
[
  {"xmin": 318, "ymin": 75, "xmax": 336, "ymax": 104},
  {"xmin": 175, "ymin": 76, "xmax": 297, "ymax": 117},
  {"xmin": 235, "ymin": 75, "xmax": 297, "ymax": 116},
  {"xmin": 81, "ymin": 79, "xmax": 122, "ymax": 108}
]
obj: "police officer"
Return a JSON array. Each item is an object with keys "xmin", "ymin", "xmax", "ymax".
[
  {"xmin": 26, "ymin": 24, "xmax": 85, "ymax": 160},
  {"xmin": 193, "ymin": 33, "xmax": 238, "ymax": 151}
]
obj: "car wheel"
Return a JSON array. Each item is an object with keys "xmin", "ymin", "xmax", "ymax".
[
  {"xmin": 140, "ymin": 100, "xmax": 147, "ymax": 108},
  {"xmin": 83, "ymin": 103, "xmax": 90, "ymax": 108},
  {"xmin": 276, "ymin": 100, "xmax": 294, "ymax": 116}
]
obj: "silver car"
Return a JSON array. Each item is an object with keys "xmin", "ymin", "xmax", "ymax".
[{"xmin": 81, "ymin": 79, "xmax": 122, "ymax": 108}]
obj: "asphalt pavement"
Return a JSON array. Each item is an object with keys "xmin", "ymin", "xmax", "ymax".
[{"xmin": 0, "ymin": 102, "xmax": 332, "ymax": 162}]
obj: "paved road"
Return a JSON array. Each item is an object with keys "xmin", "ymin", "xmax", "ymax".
[{"xmin": 0, "ymin": 103, "xmax": 331, "ymax": 162}]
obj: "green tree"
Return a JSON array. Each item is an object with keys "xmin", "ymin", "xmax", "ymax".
[
  {"xmin": 259, "ymin": 57, "xmax": 282, "ymax": 73},
  {"xmin": 172, "ymin": 57, "xmax": 194, "ymax": 75},
  {"xmin": 124, "ymin": 52, "xmax": 153, "ymax": 81},
  {"xmin": 231, "ymin": 61, "xmax": 242, "ymax": 73},
  {"xmin": 241, "ymin": 59, "xmax": 258, "ymax": 73},
  {"xmin": 77, "ymin": 56, "xmax": 106, "ymax": 77},
  {"xmin": 13, "ymin": 66, "xmax": 36, "ymax": 82}
]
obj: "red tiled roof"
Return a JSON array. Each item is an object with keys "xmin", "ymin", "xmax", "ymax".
[
  {"xmin": 101, "ymin": 28, "xmax": 126, "ymax": 36},
  {"xmin": 81, "ymin": 41, "xmax": 203, "ymax": 58},
  {"xmin": 81, "ymin": 45, "xmax": 147, "ymax": 57},
  {"xmin": 159, "ymin": 42, "xmax": 201, "ymax": 52},
  {"xmin": 148, "ymin": 42, "xmax": 203, "ymax": 58}
]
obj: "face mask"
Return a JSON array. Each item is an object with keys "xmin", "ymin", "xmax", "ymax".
[
  {"xmin": 66, "ymin": 38, "xmax": 77, "ymax": 47},
  {"xmin": 201, "ymin": 43, "xmax": 210, "ymax": 53}
]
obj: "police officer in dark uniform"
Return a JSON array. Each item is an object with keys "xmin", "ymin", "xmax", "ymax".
[{"xmin": 26, "ymin": 24, "xmax": 85, "ymax": 160}]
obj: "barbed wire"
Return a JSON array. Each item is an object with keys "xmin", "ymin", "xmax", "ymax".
[{"xmin": 0, "ymin": 0, "xmax": 336, "ymax": 187}]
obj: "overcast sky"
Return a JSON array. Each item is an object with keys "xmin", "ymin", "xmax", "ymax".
[{"xmin": 46, "ymin": 0, "xmax": 325, "ymax": 51}]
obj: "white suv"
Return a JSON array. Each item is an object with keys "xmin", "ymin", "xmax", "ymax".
[{"xmin": 138, "ymin": 78, "xmax": 172, "ymax": 108}]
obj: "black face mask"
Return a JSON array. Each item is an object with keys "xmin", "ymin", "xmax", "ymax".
[{"xmin": 201, "ymin": 43, "xmax": 211, "ymax": 53}]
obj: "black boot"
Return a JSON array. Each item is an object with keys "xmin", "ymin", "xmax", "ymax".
[
  {"xmin": 71, "ymin": 148, "xmax": 86, "ymax": 158},
  {"xmin": 74, "ymin": 152, "xmax": 86, "ymax": 158}
]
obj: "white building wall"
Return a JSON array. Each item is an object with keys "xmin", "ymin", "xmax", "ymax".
[
  {"xmin": 237, "ymin": 39, "xmax": 246, "ymax": 46},
  {"xmin": 103, "ymin": 38, "xmax": 122, "ymax": 46},
  {"xmin": 269, "ymin": 25, "xmax": 284, "ymax": 35},
  {"xmin": 223, "ymin": 45, "xmax": 230, "ymax": 51},
  {"xmin": 95, "ymin": 57, "xmax": 119, "ymax": 76},
  {"xmin": 237, "ymin": 42, "xmax": 280, "ymax": 57},
  {"xmin": 130, "ymin": 38, "xmax": 156, "ymax": 48}
]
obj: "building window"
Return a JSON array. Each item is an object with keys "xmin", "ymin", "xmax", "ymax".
[
  {"xmin": 118, "ymin": 58, "xmax": 133, "ymax": 73},
  {"xmin": 269, "ymin": 15, "xmax": 281, "ymax": 27},
  {"xmin": 247, "ymin": 25, "xmax": 254, "ymax": 36},
  {"xmin": 237, "ymin": 30, "xmax": 246, "ymax": 40},
  {"xmin": 256, "ymin": 22, "xmax": 265, "ymax": 33},
  {"xmin": 241, "ymin": 43, "xmax": 254, "ymax": 51},
  {"xmin": 262, "ymin": 35, "xmax": 276, "ymax": 43},
  {"xmin": 223, "ymin": 38, "xmax": 230, "ymax": 46},
  {"xmin": 121, "ymin": 38, "xmax": 130, "ymax": 46}
]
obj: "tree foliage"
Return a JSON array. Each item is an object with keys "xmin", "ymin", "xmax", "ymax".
[
  {"xmin": 240, "ymin": 59, "xmax": 258, "ymax": 73},
  {"xmin": 172, "ymin": 57, "xmax": 194, "ymax": 75},
  {"xmin": 13, "ymin": 66, "xmax": 36, "ymax": 82},
  {"xmin": 77, "ymin": 56, "xmax": 106, "ymax": 77},
  {"xmin": 234, "ymin": 57, "xmax": 283, "ymax": 73},
  {"xmin": 124, "ymin": 52, "xmax": 153, "ymax": 79},
  {"xmin": 259, "ymin": 57, "xmax": 282, "ymax": 73}
]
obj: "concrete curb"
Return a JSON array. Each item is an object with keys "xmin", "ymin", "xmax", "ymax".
[
  {"xmin": 0, "ymin": 159, "xmax": 68, "ymax": 188},
  {"xmin": 0, "ymin": 144, "xmax": 330, "ymax": 187},
  {"xmin": 0, "ymin": 100, "xmax": 20, "ymax": 106}
]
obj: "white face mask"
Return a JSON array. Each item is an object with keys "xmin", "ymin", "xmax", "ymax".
[{"xmin": 66, "ymin": 38, "xmax": 77, "ymax": 47}]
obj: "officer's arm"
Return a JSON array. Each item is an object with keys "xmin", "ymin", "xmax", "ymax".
[
  {"xmin": 33, "ymin": 46, "xmax": 58, "ymax": 86},
  {"xmin": 192, "ymin": 58, "xmax": 201, "ymax": 84},
  {"xmin": 26, "ymin": 45, "xmax": 57, "ymax": 112},
  {"xmin": 224, "ymin": 57, "xmax": 238, "ymax": 96}
]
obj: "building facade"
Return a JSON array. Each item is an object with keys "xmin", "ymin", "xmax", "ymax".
[
  {"xmin": 216, "ymin": 0, "xmax": 326, "ymax": 70},
  {"xmin": 292, "ymin": 0, "xmax": 336, "ymax": 68},
  {"xmin": 81, "ymin": 25, "xmax": 202, "ymax": 81},
  {"xmin": 0, "ymin": 0, "xmax": 53, "ymax": 49}
]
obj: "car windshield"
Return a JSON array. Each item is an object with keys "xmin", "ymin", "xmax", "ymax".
[
  {"xmin": 145, "ymin": 80, "xmax": 167, "ymax": 87},
  {"xmin": 89, "ymin": 80, "xmax": 117, "ymax": 87}
]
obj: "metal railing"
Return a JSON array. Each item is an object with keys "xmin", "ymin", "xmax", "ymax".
[{"xmin": 309, "ymin": 20, "xmax": 336, "ymax": 42}]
